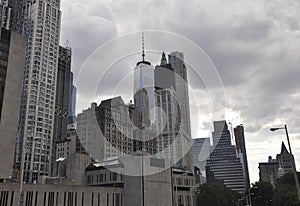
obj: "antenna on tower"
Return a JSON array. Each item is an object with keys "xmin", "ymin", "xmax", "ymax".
[
  {"xmin": 142, "ymin": 32, "xmax": 145, "ymax": 61},
  {"xmin": 64, "ymin": 40, "xmax": 71, "ymax": 49}
]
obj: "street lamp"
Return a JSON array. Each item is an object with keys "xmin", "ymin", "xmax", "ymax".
[
  {"xmin": 247, "ymin": 186, "xmax": 257, "ymax": 206},
  {"xmin": 270, "ymin": 124, "xmax": 300, "ymax": 203},
  {"xmin": 237, "ymin": 197, "xmax": 244, "ymax": 206}
]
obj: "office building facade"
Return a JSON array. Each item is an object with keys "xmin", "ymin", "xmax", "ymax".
[
  {"xmin": 0, "ymin": 0, "xmax": 12, "ymax": 30},
  {"xmin": 234, "ymin": 125, "xmax": 250, "ymax": 189},
  {"xmin": 77, "ymin": 102, "xmax": 102, "ymax": 161},
  {"xmin": 96, "ymin": 96, "xmax": 134, "ymax": 159},
  {"xmin": 259, "ymin": 156, "xmax": 280, "ymax": 185},
  {"xmin": 68, "ymin": 72, "xmax": 76, "ymax": 126},
  {"xmin": 168, "ymin": 52, "xmax": 193, "ymax": 170},
  {"xmin": 206, "ymin": 121, "xmax": 246, "ymax": 194},
  {"xmin": 192, "ymin": 138, "xmax": 210, "ymax": 175},
  {"xmin": 13, "ymin": 0, "xmax": 62, "ymax": 182},
  {"xmin": 155, "ymin": 87, "xmax": 182, "ymax": 165},
  {"xmin": 52, "ymin": 45, "xmax": 72, "ymax": 164}
]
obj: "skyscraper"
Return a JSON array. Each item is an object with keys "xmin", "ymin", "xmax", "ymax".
[
  {"xmin": 154, "ymin": 53, "xmax": 182, "ymax": 165},
  {"xmin": 168, "ymin": 52, "xmax": 191, "ymax": 138},
  {"xmin": 154, "ymin": 52, "xmax": 175, "ymax": 91},
  {"xmin": 134, "ymin": 88, "xmax": 150, "ymax": 129},
  {"xmin": 0, "ymin": 28, "xmax": 25, "ymax": 181},
  {"xmin": 52, "ymin": 45, "xmax": 72, "ymax": 171},
  {"xmin": 133, "ymin": 35, "xmax": 157, "ymax": 154},
  {"xmin": 68, "ymin": 72, "xmax": 76, "ymax": 126},
  {"xmin": 234, "ymin": 124, "xmax": 250, "ymax": 190},
  {"xmin": 0, "ymin": 0, "xmax": 12, "ymax": 30},
  {"xmin": 155, "ymin": 87, "xmax": 181, "ymax": 163},
  {"xmin": 192, "ymin": 138, "xmax": 210, "ymax": 175},
  {"xmin": 13, "ymin": 0, "xmax": 62, "ymax": 182},
  {"xmin": 168, "ymin": 51, "xmax": 193, "ymax": 170},
  {"xmin": 206, "ymin": 121, "xmax": 246, "ymax": 194}
]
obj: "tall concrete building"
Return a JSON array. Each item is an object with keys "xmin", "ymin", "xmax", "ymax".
[
  {"xmin": 0, "ymin": 28, "xmax": 25, "ymax": 181},
  {"xmin": 154, "ymin": 52, "xmax": 176, "ymax": 91},
  {"xmin": 0, "ymin": 0, "xmax": 12, "ymax": 30},
  {"xmin": 234, "ymin": 125, "xmax": 250, "ymax": 190},
  {"xmin": 12, "ymin": 0, "xmax": 62, "ymax": 182},
  {"xmin": 153, "ymin": 52, "xmax": 194, "ymax": 170},
  {"xmin": 54, "ymin": 46, "xmax": 72, "ymax": 140},
  {"xmin": 68, "ymin": 72, "xmax": 76, "ymax": 126},
  {"xmin": 206, "ymin": 121, "xmax": 246, "ymax": 194},
  {"xmin": 53, "ymin": 45, "xmax": 72, "ymax": 162},
  {"xmin": 154, "ymin": 54, "xmax": 182, "ymax": 165},
  {"xmin": 168, "ymin": 51, "xmax": 193, "ymax": 170},
  {"xmin": 155, "ymin": 87, "xmax": 180, "ymax": 164}
]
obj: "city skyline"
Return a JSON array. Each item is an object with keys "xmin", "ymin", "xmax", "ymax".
[
  {"xmin": 0, "ymin": 0, "xmax": 299, "ymax": 205},
  {"xmin": 60, "ymin": 0, "xmax": 300, "ymax": 184}
]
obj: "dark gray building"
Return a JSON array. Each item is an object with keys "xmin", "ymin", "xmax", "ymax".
[
  {"xmin": 258, "ymin": 142, "xmax": 294, "ymax": 185},
  {"xmin": 154, "ymin": 52, "xmax": 176, "ymax": 91},
  {"xmin": 68, "ymin": 72, "xmax": 76, "ymax": 126},
  {"xmin": 234, "ymin": 125, "xmax": 250, "ymax": 190},
  {"xmin": 0, "ymin": 0, "xmax": 12, "ymax": 30},
  {"xmin": 0, "ymin": 28, "xmax": 25, "ymax": 181},
  {"xmin": 259, "ymin": 156, "xmax": 280, "ymax": 185},
  {"xmin": 52, "ymin": 45, "xmax": 72, "ymax": 168},
  {"xmin": 206, "ymin": 121, "xmax": 246, "ymax": 194}
]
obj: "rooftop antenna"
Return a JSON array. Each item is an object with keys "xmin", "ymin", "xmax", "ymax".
[
  {"xmin": 142, "ymin": 32, "xmax": 145, "ymax": 61},
  {"xmin": 64, "ymin": 40, "xmax": 71, "ymax": 49}
]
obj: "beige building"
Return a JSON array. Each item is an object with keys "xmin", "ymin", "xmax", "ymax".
[{"xmin": 0, "ymin": 28, "xmax": 25, "ymax": 182}]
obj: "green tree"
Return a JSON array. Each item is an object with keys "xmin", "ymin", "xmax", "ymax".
[
  {"xmin": 251, "ymin": 181, "xmax": 273, "ymax": 206},
  {"xmin": 196, "ymin": 184, "xmax": 241, "ymax": 206},
  {"xmin": 272, "ymin": 172, "xmax": 300, "ymax": 206}
]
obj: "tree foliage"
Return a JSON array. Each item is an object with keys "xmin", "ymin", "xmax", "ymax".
[
  {"xmin": 251, "ymin": 181, "xmax": 273, "ymax": 206},
  {"xmin": 272, "ymin": 172, "xmax": 300, "ymax": 206},
  {"xmin": 249, "ymin": 173, "xmax": 300, "ymax": 206},
  {"xmin": 196, "ymin": 184, "xmax": 241, "ymax": 206}
]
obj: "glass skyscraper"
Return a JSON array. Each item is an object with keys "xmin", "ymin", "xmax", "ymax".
[{"xmin": 206, "ymin": 121, "xmax": 246, "ymax": 194}]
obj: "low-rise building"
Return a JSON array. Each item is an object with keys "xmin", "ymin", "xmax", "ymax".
[{"xmin": 259, "ymin": 156, "xmax": 280, "ymax": 185}]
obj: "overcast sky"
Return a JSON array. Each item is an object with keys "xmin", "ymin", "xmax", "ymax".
[{"xmin": 60, "ymin": 0, "xmax": 300, "ymax": 183}]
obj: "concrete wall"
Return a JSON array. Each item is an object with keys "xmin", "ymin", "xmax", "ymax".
[
  {"xmin": 0, "ymin": 183, "xmax": 123, "ymax": 206},
  {"xmin": 0, "ymin": 31, "xmax": 25, "ymax": 180},
  {"xmin": 123, "ymin": 156, "xmax": 173, "ymax": 206}
]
